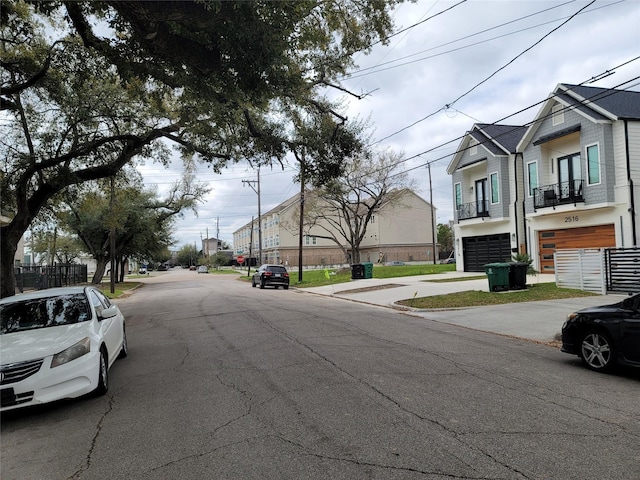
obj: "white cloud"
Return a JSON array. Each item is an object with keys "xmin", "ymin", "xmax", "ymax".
[{"xmin": 141, "ymin": 0, "xmax": 640, "ymax": 249}]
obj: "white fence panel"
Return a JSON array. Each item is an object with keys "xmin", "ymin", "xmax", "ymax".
[{"xmin": 554, "ymin": 249, "xmax": 605, "ymax": 294}]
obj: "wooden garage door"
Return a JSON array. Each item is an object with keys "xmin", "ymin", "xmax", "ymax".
[
  {"xmin": 538, "ymin": 224, "xmax": 615, "ymax": 273},
  {"xmin": 463, "ymin": 233, "xmax": 511, "ymax": 272}
]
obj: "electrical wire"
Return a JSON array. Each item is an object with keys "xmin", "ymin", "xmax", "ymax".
[{"xmin": 372, "ymin": 0, "xmax": 597, "ymax": 146}]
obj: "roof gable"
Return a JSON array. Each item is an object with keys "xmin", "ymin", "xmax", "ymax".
[
  {"xmin": 518, "ymin": 83, "xmax": 640, "ymax": 150},
  {"xmin": 447, "ymin": 123, "xmax": 525, "ymax": 174}
]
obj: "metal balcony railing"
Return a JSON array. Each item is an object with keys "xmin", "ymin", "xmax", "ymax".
[
  {"xmin": 534, "ymin": 180, "xmax": 584, "ymax": 209},
  {"xmin": 457, "ymin": 200, "xmax": 489, "ymax": 221}
]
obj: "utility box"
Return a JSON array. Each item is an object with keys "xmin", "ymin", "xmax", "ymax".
[
  {"xmin": 484, "ymin": 263, "xmax": 511, "ymax": 292},
  {"xmin": 362, "ymin": 262, "xmax": 374, "ymax": 279}
]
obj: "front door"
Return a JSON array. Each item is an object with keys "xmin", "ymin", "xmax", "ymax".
[
  {"xmin": 558, "ymin": 153, "xmax": 582, "ymax": 200},
  {"xmin": 476, "ymin": 178, "xmax": 488, "ymax": 216}
]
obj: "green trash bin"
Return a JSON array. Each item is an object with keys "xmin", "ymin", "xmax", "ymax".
[
  {"xmin": 362, "ymin": 262, "xmax": 374, "ymax": 279},
  {"xmin": 484, "ymin": 262, "xmax": 511, "ymax": 292}
]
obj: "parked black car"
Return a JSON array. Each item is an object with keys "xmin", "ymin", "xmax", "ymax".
[
  {"xmin": 252, "ymin": 264, "xmax": 289, "ymax": 289},
  {"xmin": 561, "ymin": 293, "xmax": 640, "ymax": 372}
]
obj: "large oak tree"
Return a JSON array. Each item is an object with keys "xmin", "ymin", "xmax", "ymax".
[{"xmin": 0, "ymin": 0, "xmax": 404, "ymax": 297}]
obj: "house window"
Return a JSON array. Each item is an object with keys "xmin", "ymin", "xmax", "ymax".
[
  {"xmin": 454, "ymin": 183, "xmax": 462, "ymax": 209},
  {"xmin": 469, "ymin": 139, "xmax": 478, "ymax": 156},
  {"xmin": 527, "ymin": 162, "xmax": 538, "ymax": 197},
  {"xmin": 490, "ymin": 173, "xmax": 499, "ymax": 204},
  {"xmin": 586, "ymin": 144, "xmax": 601, "ymax": 185},
  {"xmin": 552, "ymin": 104, "xmax": 564, "ymax": 126}
]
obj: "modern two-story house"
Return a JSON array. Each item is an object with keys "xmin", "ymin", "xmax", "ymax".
[
  {"xmin": 447, "ymin": 123, "xmax": 527, "ymax": 271},
  {"xmin": 449, "ymin": 83, "xmax": 640, "ymax": 273}
]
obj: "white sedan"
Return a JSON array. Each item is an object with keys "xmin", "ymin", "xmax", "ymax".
[{"xmin": 0, "ymin": 286, "xmax": 128, "ymax": 411}]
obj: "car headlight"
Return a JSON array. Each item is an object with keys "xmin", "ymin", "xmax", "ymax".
[{"xmin": 51, "ymin": 337, "xmax": 91, "ymax": 368}]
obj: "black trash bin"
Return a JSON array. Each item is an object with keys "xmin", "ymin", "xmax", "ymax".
[
  {"xmin": 351, "ymin": 263, "xmax": 365, "ymax": 279},
  {"xmin": 509, "ymin": 262, "xmax": 528, "ymax": 290}
]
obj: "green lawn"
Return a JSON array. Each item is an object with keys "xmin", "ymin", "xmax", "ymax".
[
  {"xmin": 237, "ymin": 263, "xmax": 456, "ymax": 288},
  {"xmin": 396, "ymin": 282, "xmax": 597, "ymax": 309}
]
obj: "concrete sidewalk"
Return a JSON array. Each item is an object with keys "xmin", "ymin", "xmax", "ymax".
[{"xmin": 301, "ymin": 271, "xmax": 626, "ymax": 343}]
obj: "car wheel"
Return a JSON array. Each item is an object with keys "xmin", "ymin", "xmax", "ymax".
[
  {"xmin": 252, "ymin": 279, "xmax": 256, "ymax": 288},
  {"xmin": 284, "ymin": 285, "xmax": 289, "ymax": 290},
  {"xmin": 580, "ymin": 330, "xmax": 615, "ymax": 372},
  {"xmin": 259, "ymin": 279, "xmax": 265, "ymax": 289},
  {"xmin": 95, "ymin": 347, "xmax": 109, "ymax": 395},
  {"xmin": 118, "ymin": 326, "xmax": 128, "ymax": 359}
]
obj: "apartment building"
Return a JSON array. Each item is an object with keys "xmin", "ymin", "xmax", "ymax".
[{"xmin": 233, "ymin": 189, "xmax": 437, "ymax": 267}]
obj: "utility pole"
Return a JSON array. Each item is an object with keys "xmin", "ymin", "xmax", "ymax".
[
  {"xmin": 428, "ymin": 163, "xmax": 437, "ymax": 265},
  {"xmin": 216, "ymin": 216, "xmax": 220, "ymax": 252},
  {"xmin": 242, "ymin": 166, "xmax": 262, "ymax": 265}
]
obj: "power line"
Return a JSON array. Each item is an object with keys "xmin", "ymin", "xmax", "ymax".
[
  {"xmin": 372, "ymin": 0, "xmax": 597, "ymax": 146},
  {"xmin": 346, "ymin": 0, "xmax": 585, "ymax": 79}
]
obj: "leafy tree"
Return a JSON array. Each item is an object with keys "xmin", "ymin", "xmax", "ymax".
[
  {"xmin": 0, "ymin": 0, "xmax": 404, "ymax": 297},
  {"xmin": 300, "ymin": 149, "xmax": 416, "ymax": 263},
  {"xmin": 30, "ymin": 229, "xmax": 84, "ymax": 265},
  {"xmin": 176, "ymin": 244, "xmax": 199, "ymax": 267},
  {"xmin": 58, "ymin": 172, "xmax": 207, "ymax": 283},
  {"xmin": 437, "ymin": 223, "xmax": 453, "ymax": 257}
]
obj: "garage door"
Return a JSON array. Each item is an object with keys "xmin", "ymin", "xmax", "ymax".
[
  {"xmin": 463, "ymin": 233, "xmax": 511, "ymax": 272},
  {"xmin": 538, "ymin": 224, "xmax": 615, "ymax": 273}
]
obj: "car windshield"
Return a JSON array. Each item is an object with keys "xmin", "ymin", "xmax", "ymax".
[{"xmin": 0, "ymin": 294, "xmax": 91, "ymax": 334}]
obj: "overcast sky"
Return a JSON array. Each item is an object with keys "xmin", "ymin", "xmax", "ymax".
[{"xmin": 138, "ymin": 0, "xmax": 640, "ymax": 250}]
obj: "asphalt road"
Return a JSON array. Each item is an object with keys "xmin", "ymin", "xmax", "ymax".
[{"xmin": 1, "ymin": 269, "xmax": 639, "ymax": 479}]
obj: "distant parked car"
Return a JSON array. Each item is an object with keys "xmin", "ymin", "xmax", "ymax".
[
  {"xmin": 561, "ymin": 293, "xmax": 640, "ymax": 372},
  {"xmin": 138, "ymin": 267, "xmax": 147, "ymax": 274},
  {"xmin": 252, "ymin": 264, "xmax": 289, "ymax": 289},
  {"xmin": 157, "ymin": 264, "xmax": 168, "ymax": 271},
  {"xmin": 197, "ymin": 265, "xmax": 208, "ymax": 274},
  {"xmin": 189, "ymin": 265, "xmax": 196, "ymax": 271},
  {"xmin": 385, "ymin": 261, "xmax": 405, "ymax": 266},
  {"xmin": 0, "ymin": 286, "xmax": 128, "ymax": 411}
]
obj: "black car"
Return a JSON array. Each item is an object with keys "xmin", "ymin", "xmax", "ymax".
[
  {"xmin": 561, "ymin": 293, "xmax": 640, "ymax": 372},
  {"xmin": 252, "ymin": 264, "xmax": 290, "ymax": 289}
]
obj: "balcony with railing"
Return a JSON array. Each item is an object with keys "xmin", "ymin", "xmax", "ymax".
[
  {"xmin": 534, "ymin": 180, "xmax": 584, "ymax": 209},
  {"xmin": 457, "ymin": 200, "xmax": 489, "ymax": 221}
]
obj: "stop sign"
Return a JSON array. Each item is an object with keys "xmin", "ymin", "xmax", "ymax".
[{"xmin": 237, "ymin": 255, "xmax": 245, "ymax": 265}]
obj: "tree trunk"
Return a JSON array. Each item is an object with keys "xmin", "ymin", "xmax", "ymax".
[
  {"xmin": 119, "ymin": 257, "xmax": 127, "ymax": 283},
  {"xmin": 91, "ymin": 256, "xmax": 109, "ymax": 284},
  {"xmin": 0, "ymin": 228, "xmax": 20, "ymax": 298}
]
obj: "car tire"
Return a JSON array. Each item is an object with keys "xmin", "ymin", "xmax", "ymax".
[
  {"xmin": 259, "ymin": 279, "xmax": 265, "ymax": 289},
  {"xmin": 95, "ymin": 347, "xmax": 109, "ymax": 396},
  {"xmin": 580, "ymin": 330, "xmax": 615, "ymax": 372},
  {"xmin": 252, "ymin": 279, "xmax": 256, "ymax": 287},
  {"xmin": 118, "ymin": 326, "xmax": 128, "ymax": 359},
  {"xmin": 284, "ymin": 285, "xmax": 289, "ymax": 290}
]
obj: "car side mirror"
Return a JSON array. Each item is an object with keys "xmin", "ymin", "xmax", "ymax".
[
  {"xmin": 98, "ymin": 305, "xmax": 118, "ymax": 320},
  {"xmin": 622, "ymin": 298, "xmax": 636, "ymax": 311}
]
